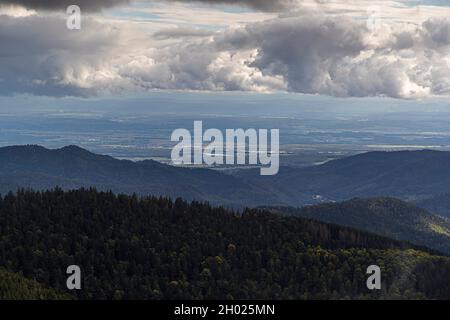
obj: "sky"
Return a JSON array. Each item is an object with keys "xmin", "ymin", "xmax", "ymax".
[{"xmin": 1, "ymin": 0, "xmax": 450, "ymax": 100}]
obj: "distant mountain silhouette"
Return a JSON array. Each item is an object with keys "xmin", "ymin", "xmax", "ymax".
[
  {"xmin": 0, "ymin": 145, "xmax": 280, "ymax": 207},
  {"xmin": 234, "ymin": 149, "xmax": 450, "ymax": 205},
  {"xmin": 271, "ymin": 197, "xmax": 450, "ymax": 254},
  {"xmin": 416, "ymin": 193, "xmax": 450, "ymax": 218},
  {"xmin": 4, "ymin": 146, "xmax": 450, "ymax": 208}
]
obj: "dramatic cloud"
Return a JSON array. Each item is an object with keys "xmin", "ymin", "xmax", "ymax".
[
  {"xmin": 0, "ymin": 0, "xmax": 296, "ymax": 12},
  {"xmin": 0, "ymin": 15, "xmax": 133, "ymax": 96},
  {"xmin": 220, "ymin": 14, "xmax": 450, "ymax": 98},
  {"xmin": 2, "ymin": 5, "xmax": 450, "ymax": 99},
  {"xmin": 0, "ymin": 0, "xmax": 128, "ymax": 11},
  {"xmin": 145, "ymin": 13, "xmax": 444, "ymax": 98}
]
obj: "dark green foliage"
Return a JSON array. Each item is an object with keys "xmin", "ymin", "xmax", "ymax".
[
  {"xmin": 0, "ymin": 268, "xmax": 69, "ymax": 300},
  {"xmin": 273, "ymin": 197, "xmax": 450, "ymax": 254},
  {"xmin": 2, "ymin": 189, "xmax": 450, "ymax": 299}
]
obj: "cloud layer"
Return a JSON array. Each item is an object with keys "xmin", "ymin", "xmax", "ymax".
[
  {"xmin": 0, "ymin": 0, "xmax": 128, "ymax": 11},
  {"xmin": 166, "ymin": 0, "xmax": 297, "ymax": 11},
  {"xmin": 2, "ymin": 4, "xmax": 450, "ymax": 99},
  {"xmin": 0, "ymin": 0, "xmax": 295, "ymax": 11}
]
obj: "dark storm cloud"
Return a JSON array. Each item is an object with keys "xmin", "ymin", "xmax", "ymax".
[
  {"xmin": 0, "ymin": 0, "xmax": 129, "ymax": 11},
  {"xmin": 0, "ymin": 0, "xmax": 295, "ymax": 11},
  {"xmin": 0, "ymin": 15, "xmax": 126, "ymax": 96}
]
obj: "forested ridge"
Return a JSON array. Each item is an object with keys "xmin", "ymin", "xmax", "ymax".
[
  {"xmin": 1, "ymin": 189, "xmax": 450, "ymax": 299},
  {"xmin": 272, "ymin": 197, "xmax": 450, "ymax": 254}
]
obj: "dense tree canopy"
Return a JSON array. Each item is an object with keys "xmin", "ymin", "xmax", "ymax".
[
  {"xmin": 1, "ymin": 188, "xmax": 450, "ymax": 299},
  {"xmin": 0, "ymin": 268, "xmax": 69, "ymax": 300},
  {"xmin": 272, "ymin": 197, "xmax": 450, "ymax": 254}
]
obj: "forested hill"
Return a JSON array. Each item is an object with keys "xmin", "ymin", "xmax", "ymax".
[
  {"xmin": 2, "ymin": 189, "xmax": 450, "ymax": 299},
  {"xmin": 272, "ymin": 198, "xmax": 450, "ymax": 254}
]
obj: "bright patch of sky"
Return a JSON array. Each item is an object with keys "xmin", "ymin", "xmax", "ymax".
[
  {"xmin": 406, "ymin": 0, "xmax": 450, "ymax": 6},
  {"xmin": 103, "ymin": 1, "xmax": 273, "ymax": 31}
]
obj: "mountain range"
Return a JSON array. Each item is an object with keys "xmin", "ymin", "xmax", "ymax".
[
  {"xmin": 235, "ymin": 149, "xmax": 450, "ymax": 205},
  {"xmin": 3, "ymin": 146, "xmax": 450, "ymax": 298},
  {"xmin": 5, "ymin": 145, "xmax": 450, "ymax": 208},
  {"xmin": 0, "ymin": 145, "xmax": 278, "ymax": 208}
]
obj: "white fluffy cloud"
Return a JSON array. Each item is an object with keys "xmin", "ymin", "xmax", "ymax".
[{"xmin": 2, "ymin": 5, "xmax": 450, "ymax": 98}]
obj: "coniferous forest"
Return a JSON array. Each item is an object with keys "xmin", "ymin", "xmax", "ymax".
[{"xmin": 1, "ymin": 188, "xmax": 450, "ymax": 299}]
